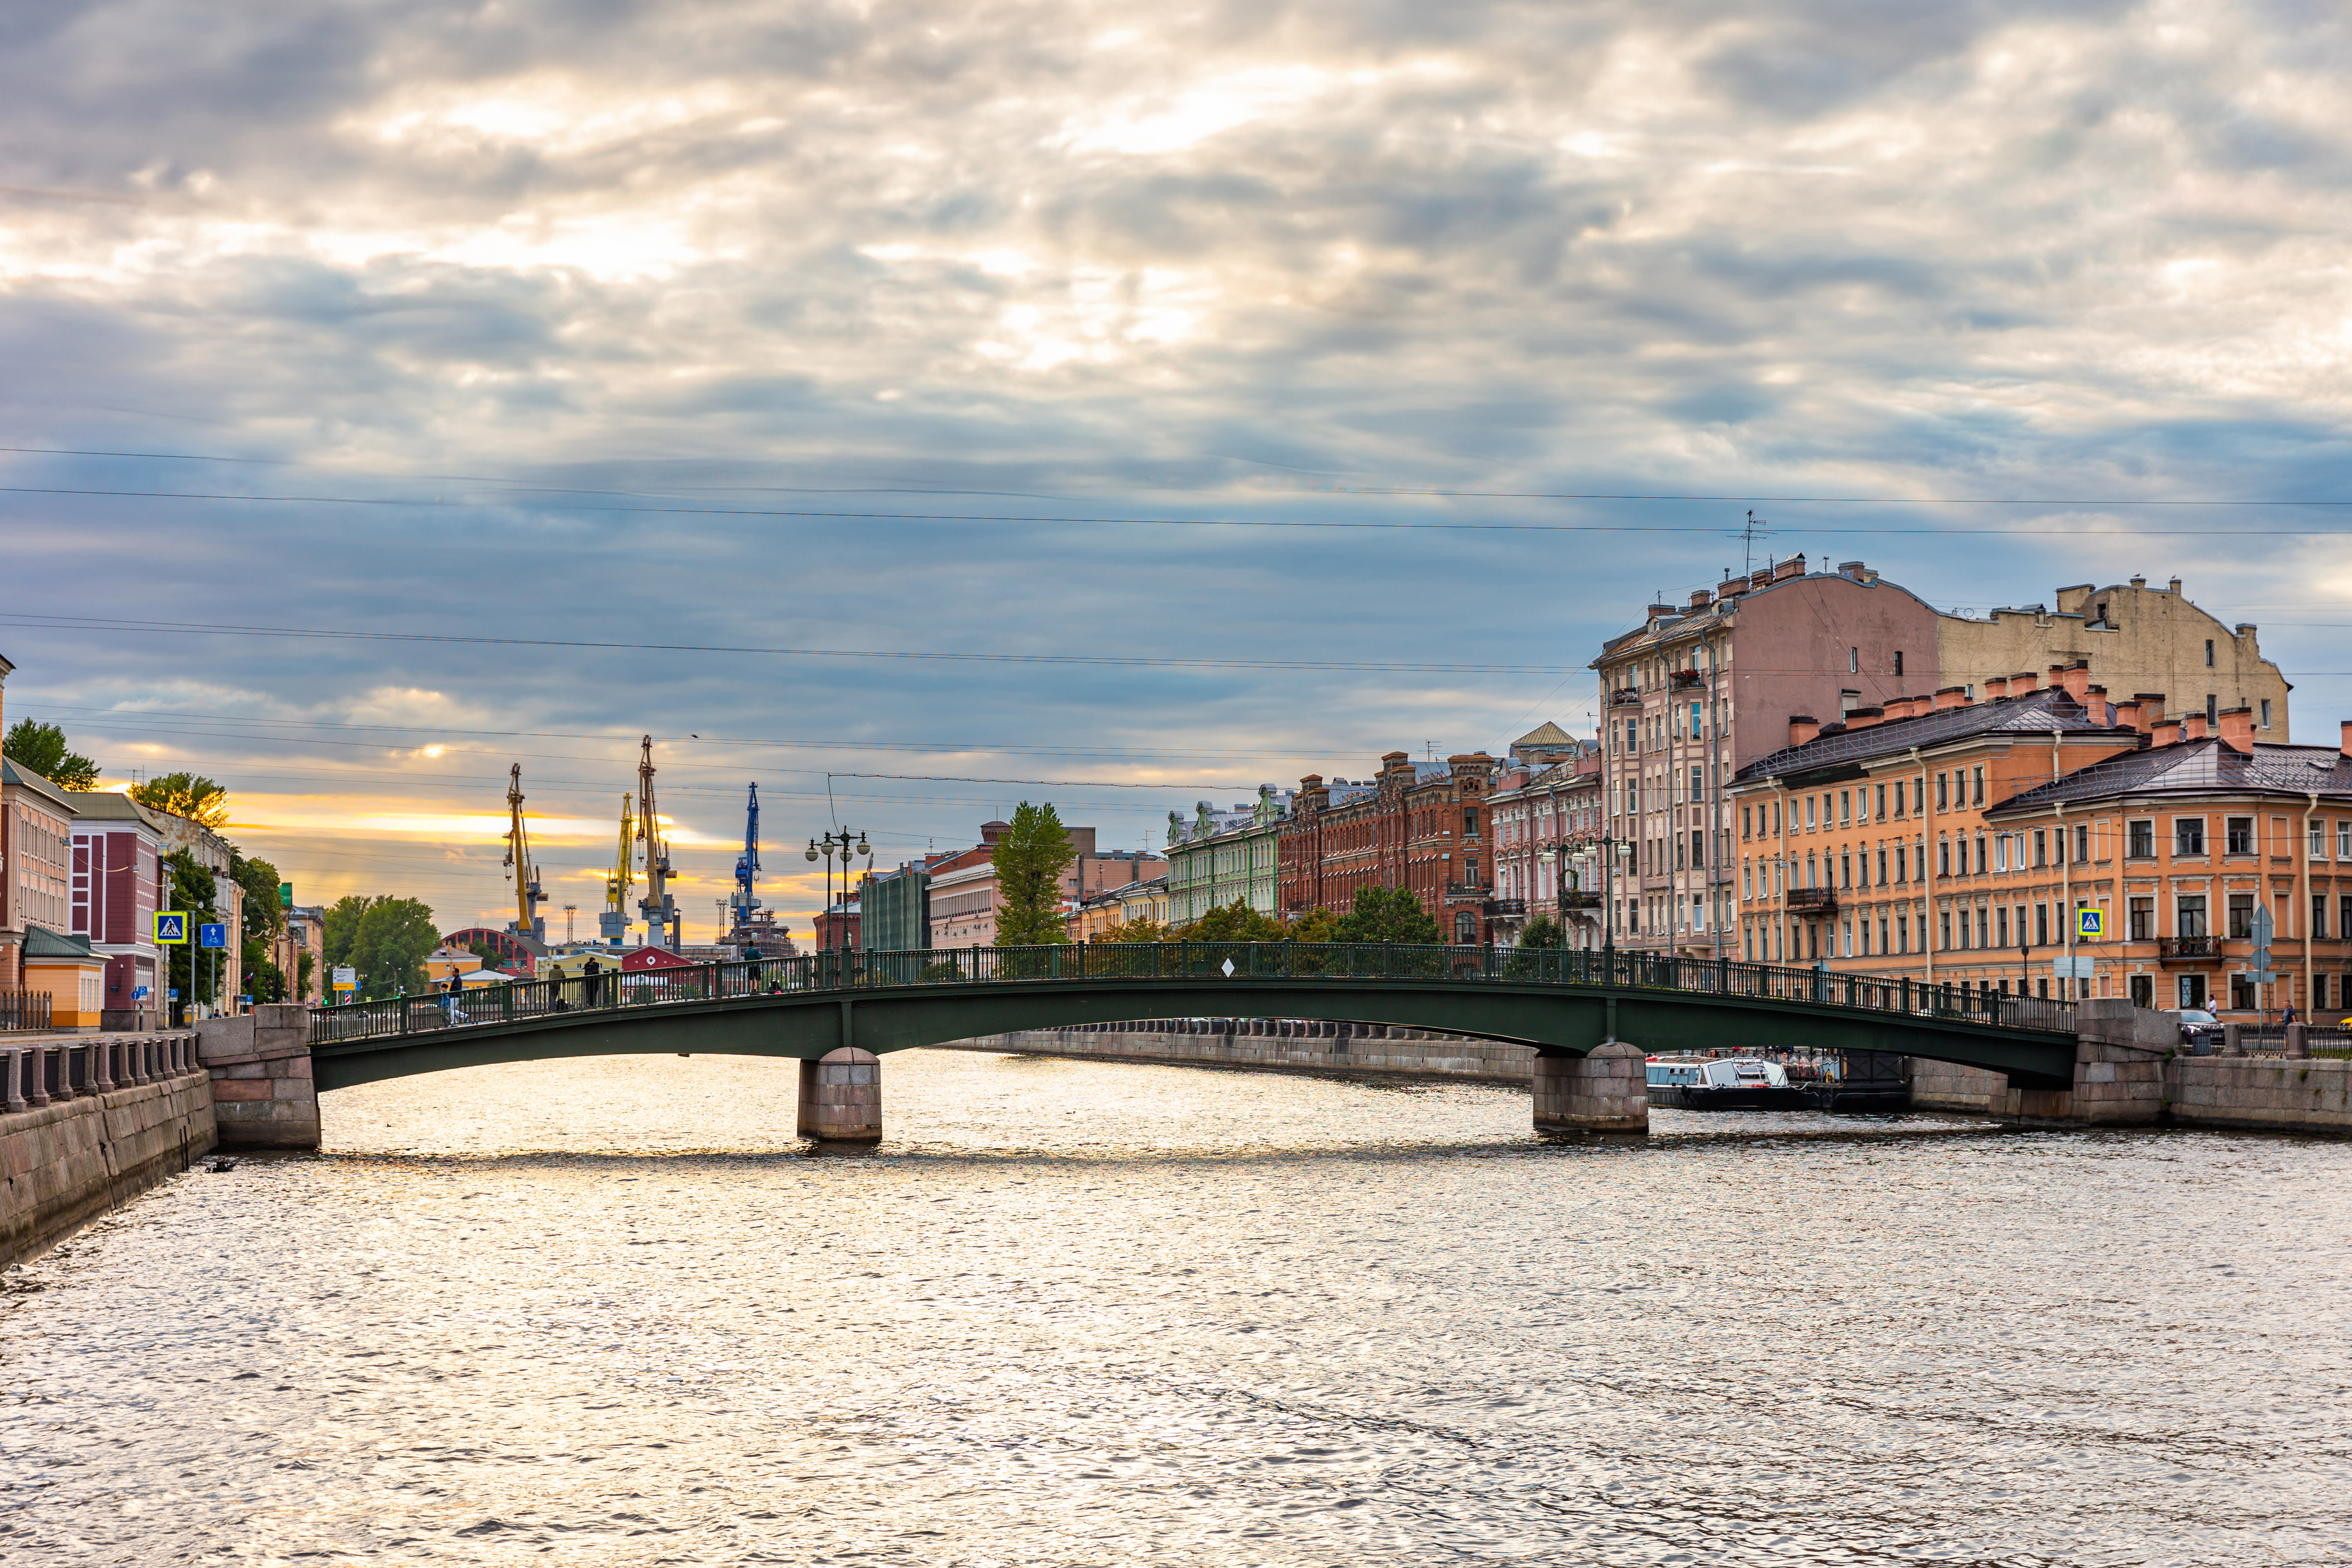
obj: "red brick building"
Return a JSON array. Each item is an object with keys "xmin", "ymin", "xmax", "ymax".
[{"xmin": 1279, "ymin": 751, "xmax": 1498, "ymax": 943}]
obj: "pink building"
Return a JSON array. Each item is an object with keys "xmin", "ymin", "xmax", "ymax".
[
  {"xmin": 1487, "ymin": 738, "xmax": 1605, "ymax": 948},
  {"xmin": 65, "ymin": 790, "xmax": 168, "ymax": 1029},
  {"xmin": 926, "ymin": 820, "xmax": 1164, "ymax": 948}
]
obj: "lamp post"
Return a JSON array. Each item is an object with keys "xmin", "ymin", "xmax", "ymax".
[{"xmin": 806, "ymin": 828, "xmax": 869, "ymax": 950}]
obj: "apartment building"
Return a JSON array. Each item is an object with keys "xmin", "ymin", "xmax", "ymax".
[
  {"xmin": 64, "ymin": 788, "xmax": 167, "ymax": 1026},
  {"xmin": 925, "ymin": 819, "xmax": 1164, "ymax": 947},
  {"xmin": 1165, "ymin": 785, "xmax": 1290, "ymax": 925},
  {"xmin": 1280, "ymin": 751, "xmax": 1498, "ymax": 944},
  {"xmin": 1487, "ymin": 744, "xmax": 1605, "ymax": 948}
]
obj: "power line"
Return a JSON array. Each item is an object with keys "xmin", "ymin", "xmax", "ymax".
[{"xmin": 8, "ymin": 484, "xmax": 2352, "ymax": 532}]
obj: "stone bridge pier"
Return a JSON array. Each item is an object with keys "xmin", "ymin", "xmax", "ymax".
[
  {"xmin": 196, "ymin": 1004, "xmax": 322, "ymax": 1150},
  {"xmin": 1533, "ymin": 1041, "xmax": 1648, "ymax": 1135}
]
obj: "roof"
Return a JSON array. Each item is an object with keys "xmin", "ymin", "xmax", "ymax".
[
  {"xmin": 1589, "ymin": 562, "xmax": 1942, "ymax": 665},
  {"xmin": 1513, "ymin": 721, "xmax": 1574, "ymax": 747},
  {"xmin": 1734, "ymin": 687, "xmax": 2132, "ymax": 784},
  {"xmin": 0, "ymin": 759, "xmax": 79, "ymax": 815},
  {"xmin": 1990, "ymin": 737, "xmax": 2352, "ymax": 815},
  {"xmin": 64, "ymin": 790, "xmax": 164, "ymax": 827},
  {"xmin": 23, "ymin": 926, "xmax": 95, "ymax": 960}
]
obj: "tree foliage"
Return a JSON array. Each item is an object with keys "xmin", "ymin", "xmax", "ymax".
[
  {"xmin": 3, "ymin": 718, "xmax": 99, "ymax": 790},
  {"xmin": 1175, "ymin": 899, "xmax": 1286, "ymax": 943},
  {"xmin": 131, "ymin": 771, "xmax": 231, "ymax": 829},
  {"xmin": 162, "ymin": 848, "xmax": 221, "ymax": 1008},
  {"xmin": 1332, "ymin": 885, "xmax": 1445, "ymax": 945},
  {"xmin": 1092, "ymin": 918, "xmax": 1170, "ymax": 943},
  {"xmin": 1286, "ymin": 906, "xmax": 1343, "ymax": 944},
  {"xmin": 321, "ymin": 893, "xmax": 441, "ymax": 996},
  {"xmin": 1516, "ymin": 914, "xmax": 1565, "ymax": 949},
  {"xmin": 992, "ymin": 801, "xmax": 1076, "ymax": 946}
]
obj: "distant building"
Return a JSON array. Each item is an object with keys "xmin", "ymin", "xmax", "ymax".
[
  {"xmin": 443, "ymin": 926, "xmax": 542, "ymax": 976},
  {"xmin": 1, "ymin": 756, "xmax": 76, "ymax": 995},
  {"xmin": 281, "ymin": 903, "xmax": 326, "ymax": 1003},
  {"xmin": 149, "ymin": 807, "xmax": 245, "ymax": 1010},
  {"xmin": 861, "ymin": 863, "xmax": 933, "ymax": 952},
  {"xmin": 1164, "ymin": 784, "xmax": 1291, "ymax": 925},
  {"xmin": 1070, "ymin": 873, "xmax": 1171, "ymax": 941},
  {"xmin": 1280, "ymin": 751, "xmax": 1499, "ymax": 944},
  {"xmin": 925, "ymin": 819, "xmax": 1164, "ymax": 947},
  {"xmin": 815, "ymin": 897, "xmax": 861, "ymax": 951},
  {"xmin": 1487, "ymin": 738, "xmax": 1605, "ymax": 948},
  {"xmin": 65, "ymin": 789, "xmax": 169, "ymax": 1027}
]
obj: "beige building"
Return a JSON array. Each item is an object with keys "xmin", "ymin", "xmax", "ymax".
[{"xmin": 1937, "ymin": 576, "xmax": 2290, "ymax": 741}]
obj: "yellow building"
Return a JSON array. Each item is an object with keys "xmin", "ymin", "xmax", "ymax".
[{"xmin": 22, "ymin": 928, "xmax": 105, "ymax": 1032}]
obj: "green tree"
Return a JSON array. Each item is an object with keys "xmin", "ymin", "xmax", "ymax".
[
  {"xmin": 161, "ymin": 848, "xmax": 221, "ymax": 1011},
  {"xmin": 230, "ymin": 848, "xmax": 284, "ymax": 1004},
  {"xmin": 1332, "ymin": 885, "xmax": 1445, "ymax": 945},
  {"xmin": 1516, "ymin": 914, "xmax": 1565, "ymax": 949},
  {"xmin": 297, "ymin": 949, "xmax": 316, "ymax": 1000},
  {"xmin": 1286, "ymin": 907, "xmax": 1343, "ymax": 944},
  {"xmin": 351, "ymin": 897, "xmax": 441, "ymax": 998},
  {"xmin": 992, "ymin": 801, "xmax": 1075, "ymax": 946},
  {"xmin": 130, "ymin": 772, "xmax": 230, "ymax": 829},
  {"xmin": 3, "ymin": 718, "xmax": 99, "ymax": 790},
  {"xmin": 1176, "ymin": 899, "xmax": 1286, "ymax": 942},
  {"xmin": 323, "ymin": 894, "xmax": 383, "ymax": 971},
  {"xmin": 1093, "ymin": 918, "xmax": 1169, "ymax": 943}
]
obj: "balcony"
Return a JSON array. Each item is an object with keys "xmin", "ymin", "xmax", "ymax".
[
  {"xmin": 1485, "ymin": 898, "xmax": 1527, "ymax": 917},
  {"xmin": 1558, "ymin": 891, "xmax": 1602, "ymax": 912},
  {"xmin": 1786, "ymin": 887, "xmax": 1838, "ymax": 915},
  {"xmin": 2158, "ymin": 935, "xmax": 2217, "ymax": 962},
  {"xmin": 1670, "ymin": 668, "xmax": 1703, "ymax": 689},
  {"xmin": 1608, "ymin": 687, "xmax": 1642, "ymax": 707}
]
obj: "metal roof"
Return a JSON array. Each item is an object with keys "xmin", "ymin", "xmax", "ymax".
[
  {"xmin": 1733, "ymin": 687, "xmax": 2131, "ymax": 784},
  {"xmin": 1988, "ymin": 737, "xmax": 2352, "ymax": 814}
]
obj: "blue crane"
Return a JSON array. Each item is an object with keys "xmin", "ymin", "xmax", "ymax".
[{"xmin": 731, "ymin": 783, "xmax": 761, "ymax": 936}]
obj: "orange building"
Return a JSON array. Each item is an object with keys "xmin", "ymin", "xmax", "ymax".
[{"xmin": 1734, "ymin": 664, "xmax": 2352, "ymax": 1018}]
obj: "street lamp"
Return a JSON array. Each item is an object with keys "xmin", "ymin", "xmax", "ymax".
[{"xmin": 806, "ymin": 829, "xmax": 869, "ymax": 950}]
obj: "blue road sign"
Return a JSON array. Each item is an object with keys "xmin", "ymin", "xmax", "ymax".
[
  {"xmin": 199, "ymin": 922, "xmax": 228, "ymax": 949},
  {"xmin": 133, "ymin": 985, "xmax": 150, "ymax": 1000},
  {"xmin": 168, "ymin": 988, "xmax": 180, "ymax": 1001},
  {"xmin": 154, "ymin": 911, "xmax": 187, "ymax": 944}
]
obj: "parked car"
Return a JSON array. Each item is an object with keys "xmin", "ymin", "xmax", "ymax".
[{"xmin": 2176, "ymin": 1008, "xmax": 2223, "ymax": 1049}]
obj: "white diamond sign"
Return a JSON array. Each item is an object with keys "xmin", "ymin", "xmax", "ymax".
[{"xmin": 1221, "ymin": 958, "xmax": 1236, "ymax": 977}]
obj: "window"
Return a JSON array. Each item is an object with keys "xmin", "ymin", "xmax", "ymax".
[
  {"xmin": 2130, "ymin": 974, "xmax": 2153, "ymax": 1008},
  {"xmin": 2179, "ymin": 974, "xmax": 2207, "ymax": 1010},
  {"xmin": 2130, "ymin": 897, "xmax": 2154, "ymax": 941},
  {"xmin": 1939, "ymin": 839, "xmax": 1952, "ymax": 877},
  {"xmin": 2226, "ymin": 816, "xmax": 2254, "ymax": 855},
  {"xmin": 1978, "ymin": 907, "xmax": 1991, "ymax": 947},
  {"xmin": 1806, "ymin": 796, "xmax": 1816, "ymax": 831},
  {"xmin": 1455, "ymin": 913, "xmax": 1477, "ymax": 943},
  {"xmin": 1893, "ymin": 650, "xmax": 1905, "ymax": 676},
  {"xmin": 1840, "ymin": 790, "xmax": 1852, "ymax": 826},
  {"xmin": 1691, "ymin": 767, "xmax": 1702, "ymax": 802},
  {"xmin": 2261, "ymin": 698, "xmax": 2272, "ymax": 729},
  {"xmin": 1994, "ymin": 834, "xmax": 2009, "ymax": 872},
  {"xmin": 1465, "ymin": 857, "xmax": 1479, "ymax": 883},
  {"xmin": 2176, "ymin": 818, "xmax": 2206, "ymax": 856},
  {"xmin": 1894, "ymin": 844, "xmax": 1906, "ymax": 883},
  {"xmin": 2205, "ymin": 639, "xmax": 2215, "ymax": 668},
  {"xmin": 1972, "ymin": 767, "xmax": 1985, "ymax": 806},
  {"xmin": 1849, "ymin": 646, "xmax": 1859, "ymax": 673},
  {"xmin": 2315, "ymin": 821, "xmax": 2330, "ymax": 860},
  {"xmin": 2340, "ymin": 822, "xmax": 2352, "ymax": 860},
  {"xmin": 1911, "ymin": 779, "xmax": 1924, "ymax": 814},
  {"xmin": 1940, "ymin": 911, "xmax": 1953, "ymax": 950},
  {"xmin": 2034, "ymin": 830, "xmax": 2048, "ymax": 867},
  {"xmin": 2227, "ymin": 893, "xmax": 2255, "ymax": 938},
  {"xmin": 1997, "ymin": 906, "xmax": 2010, "ymax": 946},
  {"xmin": 2073, "ymin": 824, "xmax": 2090, "ymax": 864},
  {"xmin": 1876, "ymin": 784, "xmax": 1888, "ymax": 820},
  {"xmin": 2036, "ymin": 904, "xmax": 2050, "ymax": 946},
  {"xmin": 2014, "ymin": 902, "xmax": 2027, "ymax": 947},
  {"xmin": 2315, "ymin": 895, "xmax": 2329, "ymax": 940},
  {"xmin": 1464, "ymin": 807, "xmax": 1479, "ymax": 837},
  {"xmin": 1742, "ymin": 805, "xmax": 1751, "ymax": 840},
  {"xmin": 1877, "ymin": 847, "xmax": 1889, "ymax": 885},
  {"xmin": 2342, "ymin": 894, "xmax": 2352, "ymax": 938},
  {"xmin": 1690, "ymin": 831, "xmax": 1704, "ymax": 870},
  {"xmin": 2128, "ymin": 819, "xmax": 2154, "ymax": 858},
  {"xmin": 1897, "ymin": 914, "xmax": 1909, "ymax": 953},
  {"xmin": 1936, "ymin": 773, "xmax": 1950, "ymax": 812},
  {"xmin": 2177, "ymin": 895, "xmax": 2207, "ymax": 939},
  {"xmin": 2207, "ymin": 694, "xmax": 2219, "ymax": 727}
]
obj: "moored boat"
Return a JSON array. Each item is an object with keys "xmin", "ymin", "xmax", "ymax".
[{"xmin": 1645, "ymin": 1056, "xmax": 1808, "ymax": 1111}]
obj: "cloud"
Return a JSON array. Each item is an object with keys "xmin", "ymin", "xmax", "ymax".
[{"xmin": 3, "ymin": 0, "xmax": 2349, "ymax": 931}]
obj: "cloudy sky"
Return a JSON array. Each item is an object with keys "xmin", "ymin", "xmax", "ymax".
[{"xmin": 3, "ymin": 0, "xmax": 2348, "ymax": 940}]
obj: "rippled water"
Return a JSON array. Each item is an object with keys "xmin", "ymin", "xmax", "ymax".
[{"xmin": 6, "ymin": 1048, "xmax": 2350, "ymax": 1566}]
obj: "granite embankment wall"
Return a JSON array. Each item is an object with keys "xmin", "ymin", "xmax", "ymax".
[
  {"xmin": 1894, "ymin": 1050, "xmax": 2350, "ymax": 1135},
  {"xmin": 2, "ymin": 1064, "xmax": 216, "ymax": 1266},
  {"xmin": 950, "ymin": 1020, "xmax": 1537, "ymax": 1084}
]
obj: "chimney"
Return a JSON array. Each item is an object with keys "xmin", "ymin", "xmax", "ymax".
[
  {"xmin": 1839, "ymin": 560, "xmax": 1875, "ymax": 582},
  {"xmin": 2183, "ymin": 714, "xmax": 2207, "ymax": 741},
  {"xmin": 1749, "ymin": 567, "xmax": 1773, "ymax": 591},
  {"xmin": 2011, "ymin": 671, "xmax": 2039, "ymax": 692},
  {"xmin": 1717, "ymin": 577, "xmax": 1748, "ymax": 602},
  {"xmin": 2112, "ymin": 698, "xmax": 2139, "ymax": 732},
  {"xmin": 1774, "ymin": 554, "xmax": 1807, "ymax": 582},
  {"xmin": 2152, "ymin": 717, "xmax": 2184, "ymax": 748},
  {"xmin": 2341, "ymin": 721, "xmax": 2352, "ymax": 760},
  {"xmin": 2086, "ymin": 684, "xmax": 2110, "ymax": 725},
  {"xmin": 1688, "ymin": 588, "xmax": 1712, "ymax": 611},
  {"xmin": 2168, "ymin": 576, "xmax": 2183, "ymax": 594},
  {"xmin": 2053, "ymin": 662, "xmax": 2092, "ymax": 702},
  {"xmin": 2217, "ymin": 705, "xmax": 2254, "ymax": 753},
  {"xmin": 1647, "ymin": 601, "xmax": 1675, "ymax": 619},
  {"xmin": 1789, "ymin": 715, "xmax": 1820, "ymax": 747},
  {"xmin": 2130, "ymin": 574, "xmax": 2147, "ymax": 589},
  {"xmin": 2133, "ymin": 693, "xmax": 2165, "ymax": 732},
  {"xmin": 1985, "ymin": 676, "xmax": 2009, "ymax": 700},
  {"xmin": 1934, "ymin": 685, "xmax": 1968, "ymax": 711},
  {"xmin": 1845, "ymin": 705, "xmax": 1885, "ymax": 731}
]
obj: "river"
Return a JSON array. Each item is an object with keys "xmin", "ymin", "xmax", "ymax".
[{"xmin": 4, "ymin": 1049, "xmax": 2349, "ymax": 1565}]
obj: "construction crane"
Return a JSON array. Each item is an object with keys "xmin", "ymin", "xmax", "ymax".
[
  {"xmin": 502, "ymin": 763, "xmax": 545, "ymax": 941},
  {"xmin": 730, "ymin": 783, "xmax": 761, "ymax": 937},
  {"xmin": 599, "ymin": 792, "xmax": 635, "ymax": 945},
  {"xmin": 636, "ymin": 735, "xmax": 679, "ymax": 949}
]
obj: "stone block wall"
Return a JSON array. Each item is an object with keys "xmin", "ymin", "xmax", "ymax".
[
  {"xmin": 953, "ymin": 1019, "xmax": 1537, "ymax": 1084},
  {"xmin": 196, "ymin": 1004, "xmax": 320, "ymax": 1150},
  {"xmin": 2, "ymin": 1069, "xmax": 216, "ymax": 1266},
  {"xmin": 2169, "ymin": 1057, "xmax": 2352, "ymax": 1135},
  {"xmin": 1908, "ymin": 1059, "xmax": 2009, "ymax": 1112}
]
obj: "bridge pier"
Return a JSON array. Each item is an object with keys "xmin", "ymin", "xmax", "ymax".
[
  {"xmin": 1532, "ymin": 1041, "xmax": 1648, "ymax": 1136},
  {"xmin": 798, "ymin": 1047, "xmax": 882, "ymax": 1144}
]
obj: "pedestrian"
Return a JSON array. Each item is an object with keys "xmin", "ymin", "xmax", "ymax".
[
  {"xmin": 744, "ymin": 943, "xmax": 762, "ymax": 992},
  {"xmin": 2283, "ymin": 1002, "xmax": 2298, "ymax": 1026},
  {"xmin": 584, "ymin": 954, "xmax": 605, "ymax": 1008}
]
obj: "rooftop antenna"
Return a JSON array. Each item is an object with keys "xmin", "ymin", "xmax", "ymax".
[{"xmin": 1735, "ymin": 510, "xmax": 1772, "ymax": 575}]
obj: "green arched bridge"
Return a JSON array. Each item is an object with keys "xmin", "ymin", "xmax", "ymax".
[{"xmin": 304, "ymin": 944, "xmax": 2099, "ymax": 1136}]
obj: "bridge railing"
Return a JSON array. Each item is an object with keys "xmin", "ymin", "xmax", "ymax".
[{"xmin": 309, "ymin": 943, "xmax": 2079, "ymax": 1046}]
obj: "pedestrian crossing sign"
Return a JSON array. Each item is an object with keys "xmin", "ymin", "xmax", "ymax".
[
  {"xmin": 2078, "ymin": 907, "xmax": 2103, "ymax": 939},
  {"xmin": 154, "ymin": 911, "xmax": 188, "ymax": 944}
]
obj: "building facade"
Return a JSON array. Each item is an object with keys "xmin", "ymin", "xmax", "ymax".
[
  {"xmin": 65, "ymin": 790, "xmax": 167, "ymax": 1027},
  {"xmin": 1937, "ymin": 576, "xmax": 2291, "ymax": 741},
  {"xmin": 1487, "ymin": 746, "xmax": 1606, "ymax": 948},
  {"xmin": 282, "ymin": 903, "xmax": 326, "ymax": 1002},
  {"xmin": 1279, "ymin": 751, "xmax": 1498, "ymax": 943},
  {"xmin": 1165, "ymin": 785, "xmax": 1290, "ymax": 925},
  {"xmin": 861, "ymin": 862, "xmax": 932, "ymax": 952},
  {"xmin": 922, "ymin": 820, "xmax": 1164, "ymax": 948},
  {"xmin": 1, "ymin": 758, "xmax": 76, "ymax": 994}
]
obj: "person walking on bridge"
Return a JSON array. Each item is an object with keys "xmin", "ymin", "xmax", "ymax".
[{"xmin": 583, "ymin": 954, "xmax": 605, "ymax": 1009}]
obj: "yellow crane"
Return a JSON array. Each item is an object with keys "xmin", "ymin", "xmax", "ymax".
[
  {"xmin": 600, "ymin": 793, "xmax": 636, "ymax": 944},
  {"xmin": 636, "ymin": 735, "xmax": 678, "ymax": 949},
  {"xmin": 502, "ymin": 763, "xmax": 545, "ymax": 940}
]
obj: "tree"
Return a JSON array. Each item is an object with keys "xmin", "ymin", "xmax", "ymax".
[
  {"xmin": 1093, "ymin": 919, "xmax": 1169, "ymax": 943},
  {"xmin": 1332, "ymin": 885, "xmax": 1445, "ymax": 945},
  {"xmin": 323, "ymin": 894, "xmax": 383, "ymax": 971},
  {"xmin": 3, "ymin": 718, "xmax": 99, "ymax": 790},
  {"xmin": 1287, "ymin": 907, "xmax": 1343, "ymax": 944},
  {"xmin": 351, "ymin": 897, "xmax": 441, "ymax": 998},
  {"xmin": 131, "ymin": 772, "xmax": 230, "ymax": 829},
  {"xmin": 992, "ymin": 801, "xmax": 1075, "ymax": 946},
  {"xmin": 162, "ymin": 848, "xmax": 221, "ymax": 1011},
  {"xmin": 1516, "ymin": 915, "xmax": 1565, "ymax": 949},
  {"xmin": 1176, "ymin": 899, "xmax": 1286, "ymax": 943}
]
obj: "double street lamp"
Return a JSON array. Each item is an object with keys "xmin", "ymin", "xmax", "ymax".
[
  {"xmin": 1568, "ymin": 838, "xmax": 1637, "ymax": 956},
  {"xmin": 806, "ymin": 828, "xmax": 870, "ymax": 951}
]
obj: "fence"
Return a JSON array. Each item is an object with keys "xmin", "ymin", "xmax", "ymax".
[
  {"xmin": 0, "ymin": 991, "xmax": 52, "ymax": 1033},
  {"xmin": 308, "ymin": 943, "xmax": 2081, "ymax": 1046},
  {"xmin": 4, "ymin": 1033, "xmax": 197, "ymax": 1111},
  {"xmin": 2232, "ymin": 1026, "xmax": 2352, "ymax": 1060}
]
